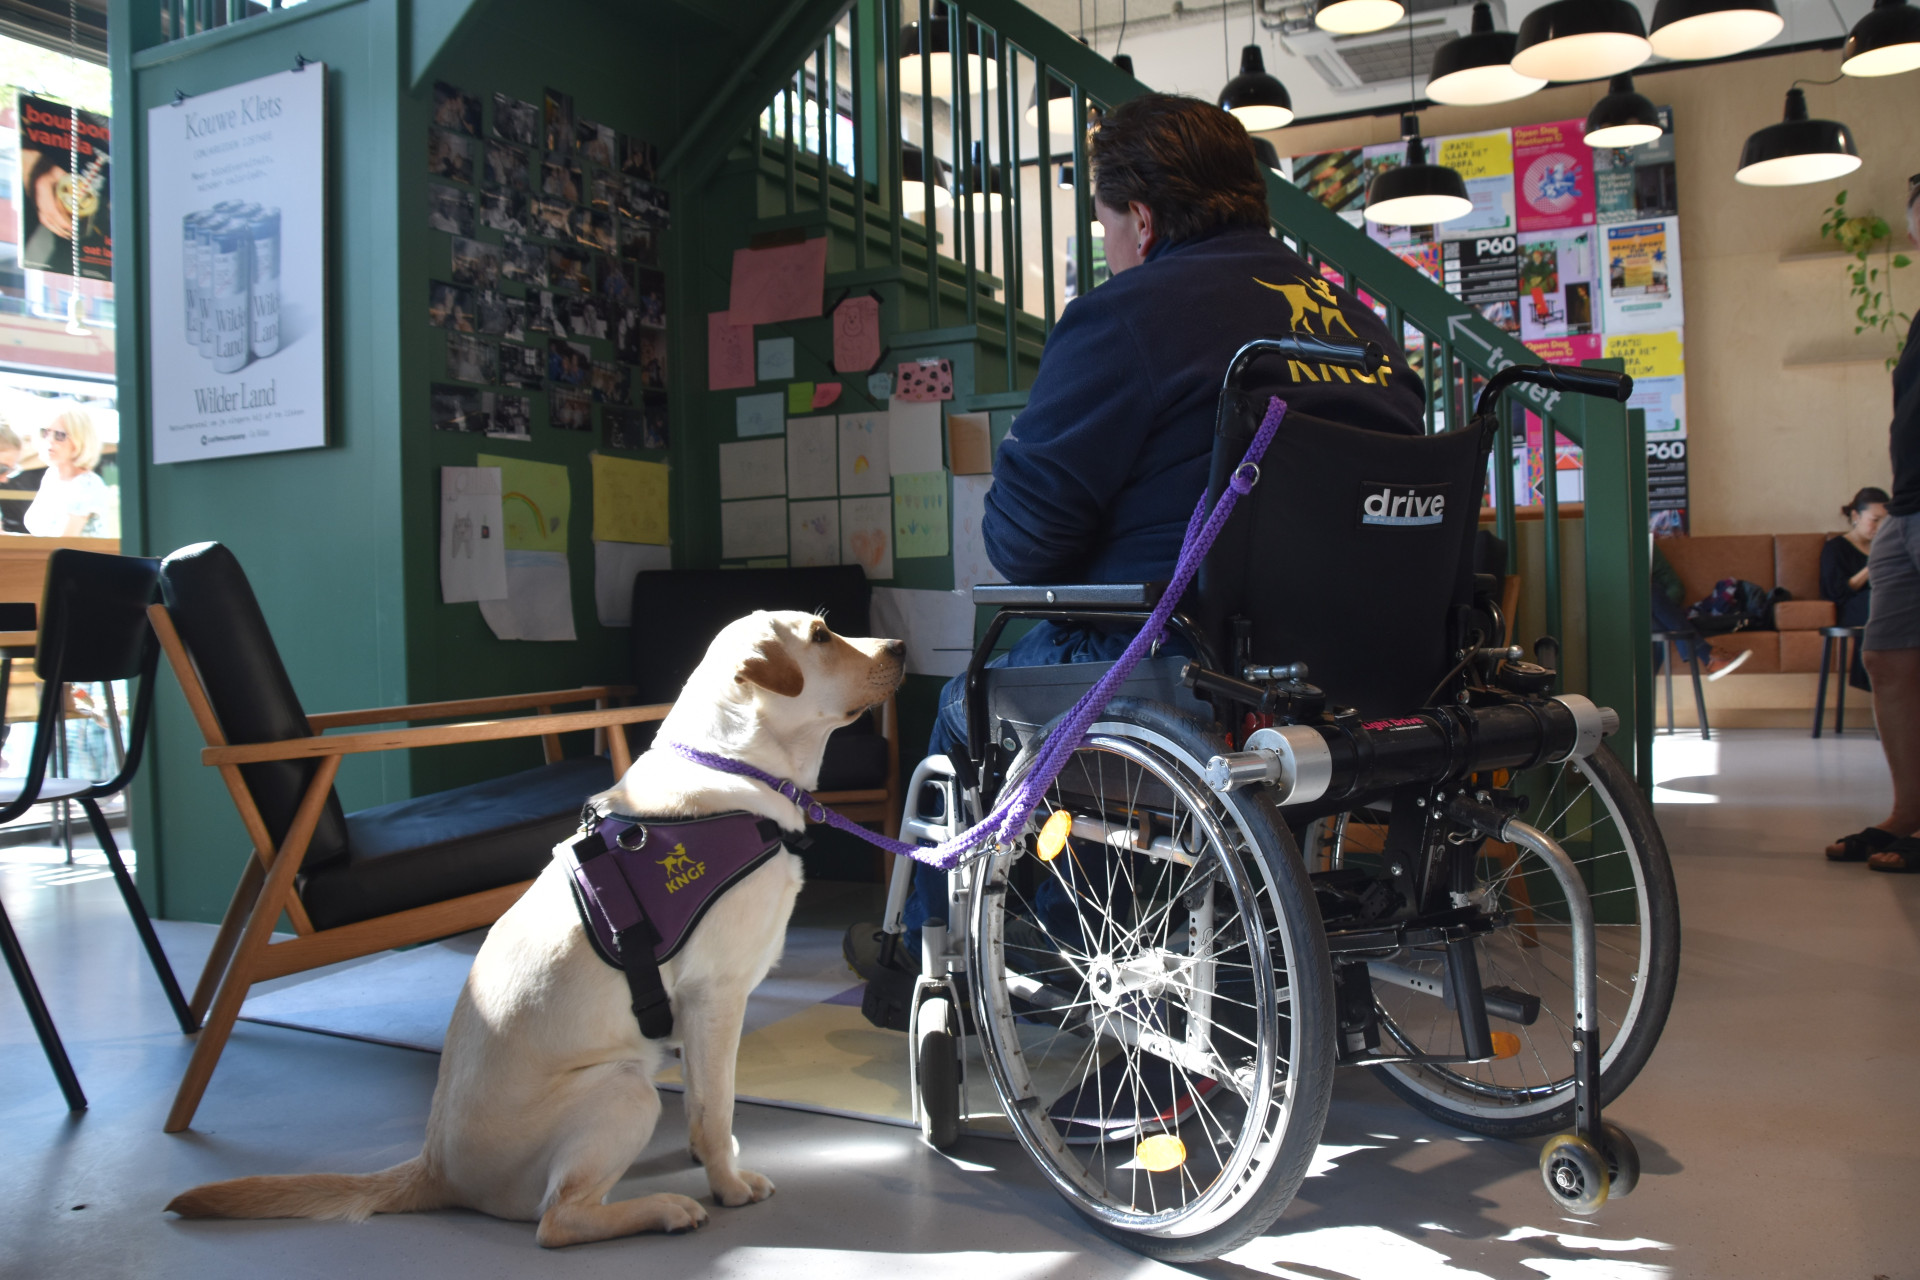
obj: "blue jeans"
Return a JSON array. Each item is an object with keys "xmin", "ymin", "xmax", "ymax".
[
  {"xmin": 1650, "ymin": 591, "xmax": 1710, "ymax": 669},
  {"xmin": 899, "ymin": 620, "xmax": 1186, "ymax": 953}
]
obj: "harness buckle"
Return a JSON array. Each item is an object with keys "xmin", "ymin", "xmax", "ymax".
[{"xmin": 614, "ymin": 822, "xmax": 649, "ymax": 851}]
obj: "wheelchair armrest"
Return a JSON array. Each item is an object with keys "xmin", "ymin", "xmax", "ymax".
[{"xmin": 971, "ymin": 582, "xmax": 1167, "ymax": 609}]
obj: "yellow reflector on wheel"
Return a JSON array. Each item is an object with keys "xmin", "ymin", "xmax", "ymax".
[
  {"xmin": 1136, "ymin": 1134, "xmax": 1186, "ymax": 1172},
  {"xmin": 1491, "ymin": 1031, "xmax": 1522, "ymax": 1060},
  {"xmin": 1036, "ymin": 809, "xmax": 1073, "ymax": 861}
]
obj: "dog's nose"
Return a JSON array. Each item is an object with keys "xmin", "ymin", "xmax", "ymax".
[{"xmin": 884, "ymin": 639, "xmax": 905, "ymax": 656}]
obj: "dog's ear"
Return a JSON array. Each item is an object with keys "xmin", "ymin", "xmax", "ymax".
[{"xmin": 736, "ymin": 636, "xmax": 806, "ymax": 698}]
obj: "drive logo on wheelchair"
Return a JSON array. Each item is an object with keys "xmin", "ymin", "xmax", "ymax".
[{"xmin": 1358, "ymin": 481, "xmax": 1449, "ymax": 527}]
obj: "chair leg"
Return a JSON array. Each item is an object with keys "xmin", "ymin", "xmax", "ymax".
[
  {"xmin": 190, "ymin": 855, "xmax": 263, "ymax": 1025},
  {"xmin": 1662, "ymin": 640, "xmax": 1675, "ymax": 736},
  {"xmin": 0, "ymin": 893, "xmax": 86, "ymax": 1110},
  {"xmin": 1834, "ymin": 638, "xmax": 1850, "ymax": 736},
  {"xmin": 78, "ymin": 797, "xmax": 196, "ymax": 1033},
  {"xmin": 1813, "ymin": 636, "xmax": 1833, "ymax": 740},
  {"xmin": 1687, "ymin": 646, "xmax": 1710, "ymax": 741}
]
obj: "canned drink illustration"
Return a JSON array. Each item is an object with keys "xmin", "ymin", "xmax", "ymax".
[
  {"xmin": 196, "ymin": 217, "xmax": 219, "ymax": 358},
  {"xmin": 183, "ymin": 212, "xmax": 201, "ymax": 340},
  {"xmin": 249, "ymin": 208, "xmax": 281, "ymax": 358},
  {"xmin": 210, "ymin": 219, "xmax": 252, "ymax": 373}
]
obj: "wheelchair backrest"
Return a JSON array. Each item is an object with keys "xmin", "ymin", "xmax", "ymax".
[{"xmin": 1197, "ymin": 392, "xmax": 1493, "ymax": 717}]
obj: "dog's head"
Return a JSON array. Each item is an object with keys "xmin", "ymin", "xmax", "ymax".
[{"xmin": 714, "ymin": 609, "xmax": 905, "ymax": 729}]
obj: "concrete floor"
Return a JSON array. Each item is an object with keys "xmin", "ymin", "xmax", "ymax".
[{"xmin": 1, "ymin": 729, "xmax": 1915, "ymax": 1279}]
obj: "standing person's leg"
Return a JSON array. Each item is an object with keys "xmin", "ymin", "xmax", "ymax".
[{"xmin": 1830, "ymin": 513, "xmax": 1920, "ymax": 865}]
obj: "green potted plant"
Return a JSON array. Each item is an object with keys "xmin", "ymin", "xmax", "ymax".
[{"xmin": 1820, "ymin": 189, "xmax": 1913, "ymax": 370}]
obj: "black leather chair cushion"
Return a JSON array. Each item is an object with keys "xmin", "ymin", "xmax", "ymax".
[
  {"xmin": 300, "ymin": 755, "xmax": 614, "ymax": 932},
  {"xmin": 159, "ymin": 542, "xmax": 350, "ymax": 872},
  {"xmin": 625, "ymin": 566, "xmax": 888, "ymax": 789}
]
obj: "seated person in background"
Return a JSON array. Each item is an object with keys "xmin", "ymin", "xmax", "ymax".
[
  {"xmin": 847, "ymin": 93, "xmax": 1428, "ymax": 978},
  {"xmin": 1823, "ymin": 486, "xmax": 1888, "ymax": 691},
  {"xmin": 23, "ymin": 409, "xmax": 108, "ymax": 538},
  {"xmin": 1651, "ymin": 543, "xmax": 1749, "ymax": 680}
]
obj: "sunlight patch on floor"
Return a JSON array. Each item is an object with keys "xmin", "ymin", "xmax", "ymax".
[{"xmin": 1650, "ymin": 737, "xmax": 1720, "ymax": 805}]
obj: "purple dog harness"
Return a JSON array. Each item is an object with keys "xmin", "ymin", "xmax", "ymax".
[{"xmin": 561, "ymin": 809, "xmax": 790, "ymax": 1039}]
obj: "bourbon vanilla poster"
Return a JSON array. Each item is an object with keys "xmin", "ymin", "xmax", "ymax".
[{"xmin": 146, "ymin": 66, "xmax": 327, "ymax": 463}]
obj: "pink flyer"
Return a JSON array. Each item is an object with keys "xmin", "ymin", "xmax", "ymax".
[{"xmin": 1513, "ymin": 120, "xmax": 1596, "ymax": 233}]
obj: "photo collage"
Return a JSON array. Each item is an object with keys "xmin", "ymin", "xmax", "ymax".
[{"xmin": 425, "ymin": 80, "xmax": 671, "ymax": 452}]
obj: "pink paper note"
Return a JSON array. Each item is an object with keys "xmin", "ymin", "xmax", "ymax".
[
  {"xmin": 833, "ymin": 295, "xmax": 882, "ymax": 372},
  {"xmin": 894, "ymin": 357, "xmax": 952, "ymax": 402},
  {"xmin": 707, "ymin": 311, "xmax": 755, "ymax": 391},
  {"xmin": 812, "ymin": 381, "xmax": 843, "ymax": 409},
  {"xmin": 729, "ymin": 237, "xmax": 829, "ymax": 326}
]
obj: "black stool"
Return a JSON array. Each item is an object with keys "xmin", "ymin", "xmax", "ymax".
[
  {"xmin": 1652, "ymin": 629, "xmax": 1710, "ymax": 740},
  {"xmin": 1813, "ymin": 625, "xmax": 1865, "ymax": 739}
]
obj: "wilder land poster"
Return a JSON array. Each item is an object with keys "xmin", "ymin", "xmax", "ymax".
[{"xmin": 146, "ymin": 66, "xmax": 327, "ymax": 464}]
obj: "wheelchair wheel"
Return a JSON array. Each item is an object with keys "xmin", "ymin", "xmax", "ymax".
[
  {"xmin": 966, "ymin": 698, "xmax": 1336, "ymax": 1263},
  {"xmin": 1319, "ymin": 743, "xmax": 1679, "ymax": 1138}
]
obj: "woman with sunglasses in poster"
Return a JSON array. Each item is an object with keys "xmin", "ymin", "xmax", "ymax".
[{"xmin": 21, "ymin": 409, "xmax": 108, "ymax": 538}]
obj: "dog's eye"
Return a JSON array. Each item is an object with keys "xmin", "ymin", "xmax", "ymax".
[{"xmin": 811, "ymin": 627, "xmax": 830, "ymax": 644}]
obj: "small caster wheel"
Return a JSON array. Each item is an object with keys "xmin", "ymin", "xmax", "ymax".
[
  {"xmin": 1539, "ymin": 1132, "xmax": 1609, "ymax": 1215},
  {"xmin": 1596, "ymin": 1120, "xmax": 1640, "ymax": 1198},
  {"xmin": 915, "ymin": 994, "xmax": 961, "ymax": 1150}
]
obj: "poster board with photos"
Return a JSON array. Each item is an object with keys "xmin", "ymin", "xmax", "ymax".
[{"xmin": 146, "ymin": 65, "xmax": 328, "ymax": 463}]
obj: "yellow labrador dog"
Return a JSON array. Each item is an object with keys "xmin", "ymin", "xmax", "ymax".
[{"xmin": 169, "ymin": 610, "xmax": 905, "ymax": 1247}]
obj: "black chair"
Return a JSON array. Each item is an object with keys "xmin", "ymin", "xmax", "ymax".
[
  {"xmin": 1812, "ymin": 625, "xmax": 1865, "ymax": 738},
  {"xmin": 627, "ymin": 566, "xmax": 901, "ymax": 845},
  {"xmin": 1651, "ymin": 628, "xmax": 1710, "ymax": 740},
  {"xmin": 0, "ymin": 551, "xmax": 195, "ymax": 1111},
  {"xmin": 151, "ymin": 542, "xmax": 672, "ymax": 1131}
]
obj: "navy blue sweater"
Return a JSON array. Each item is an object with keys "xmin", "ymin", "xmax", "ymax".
[{"xmin": 984, "ymin": 225, "xmax": 1428, "ymax": 584}]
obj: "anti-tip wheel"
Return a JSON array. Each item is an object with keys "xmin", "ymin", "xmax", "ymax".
[
  {"xmin": 1539, "ymin": 1132, "xmax": 1610, "ymax": 1215},
  {"xmin": 915, "ymin": 994, "xmax": 961, "ymax": 1150},
  {"xmin": 1597, "ymin": 1120, "xmax": 1640, "ymax": 1198}
]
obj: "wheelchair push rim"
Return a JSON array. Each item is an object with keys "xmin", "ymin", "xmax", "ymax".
[{"xmin": 968, "ymin": 717, "xmax": 1324, "ymax": 1243}]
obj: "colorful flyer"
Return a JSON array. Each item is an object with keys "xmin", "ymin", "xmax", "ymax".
[
  {"xmin": 1443, "ymin": 236, "xmax": 1520, "ymax": 335},
  {"xmin": 1595, "ymin": 108, "xmax": 1677, "ymax": 224},
  {"xmin": 1512, "ymin": 120, "xmax": 1596, "ymax": 233},
  {"xmin": 1433, "ymin": 129, "xmax": 1515, "ymax": 240},
  {"xmin": 1517, "ymin": 228, "xmax": 1598, "ymax": 342},
  {"xmin": 1606, "ymin": 330, "xmax": 1686, "ymax": 437},
  {"xmin": 1602, "ymin": 217, "xmax": 1684, "ymax": 333}
]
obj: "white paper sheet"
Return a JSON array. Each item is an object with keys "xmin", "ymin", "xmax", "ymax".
[
  {"xmin": 950, "ymin": 473, "xmax": 1005, "ymax": 592},
  {"xmin": 837, "ymin": 412, "xmax": 890, "ymax": 495},
  {"xmin": 593, "ymin": 540, "xmax": 672, "ymax": 626},
  {"xmin": 756, "ymin": 336, "xmax": 795, "ymax": 381},
  {"xmin": 479, "ymin": 550, "xmax": 577, "ymax": 641},
  {"xmin": 788, "ymin": 500, "xmax": 840, "ymax": 567},
  {"xmin": 440, "ymin": 466, "xmax": 509, "ymax": 603},
  {"xmin": 719, "ymin": 438, "xmax": 787, "ymax": 500},
  {"xmin": 785, "ymin": 415, "xmax": 838, "ymax": 499},
  {"xmin": 870, "ymin": 587, "xmax": 975, "ymax": 678},
  {"xmin": 839, "ymin": 495, "xmax": 893, "ymax": 580},
  {"xmin": 1600, "ymin": 216, "xmax": 1684, "ymax": 335},
  {"xmin": 888, "ymin": 397, "xmax": 943, "ymax": 475},
  {"xmin": 736, "ymin": 391, "xmax": 786, "ymax": 438},
  {"xmin": 722, "ymin": 497, "xmax": 789, "ymax": 558}
]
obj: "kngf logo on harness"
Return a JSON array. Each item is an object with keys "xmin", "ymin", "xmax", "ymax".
[
  {"xmin": 657, "ymin": 843, "xmax": 708, "ymax": 894},
  {"xmin": 1359, "ymin": 481, "xmax": 1448, "ymax": 528}
]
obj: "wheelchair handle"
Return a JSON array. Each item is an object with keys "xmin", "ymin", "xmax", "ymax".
[
  {"xmin": 1474, "ymin": 363, "xmax": 1633, "ymax": 417},
  {"xmin": 1223, "ymin": 335, "xmax": 1386, "ymax": 398}
]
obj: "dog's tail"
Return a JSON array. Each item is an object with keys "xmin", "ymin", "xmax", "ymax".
[{"xmin": 166, "ymin": 1156, "xmax": 444, "ymax": 1223}]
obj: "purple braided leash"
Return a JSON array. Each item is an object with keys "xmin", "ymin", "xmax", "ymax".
[{"xmin": 666, "ymin": 396, "xmax": 1291, "ymax": 872}]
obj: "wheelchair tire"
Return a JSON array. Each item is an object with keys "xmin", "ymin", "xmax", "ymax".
[
  {"xmin": 967, "ymin": 698, "xmax": 1336, "ymax": 1263},
  {"xmin": 1349, "ymin": 742, "xmax": 1680, "ymax": 1138},
  {"xmin": 915, "ymin": 993, "xmax": 962, "ymax": 1151}
]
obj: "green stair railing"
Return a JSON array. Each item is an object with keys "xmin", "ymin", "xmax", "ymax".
[{"xmin": 751, "ymin": 0, "xmax": 1656, "ymax": 780}]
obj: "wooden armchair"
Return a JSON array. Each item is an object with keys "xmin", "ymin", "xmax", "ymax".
[{"xmin": 152, "ymin": 542, "xmax": 670, "ymax": 1132}]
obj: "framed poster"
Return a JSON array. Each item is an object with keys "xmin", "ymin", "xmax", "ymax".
[{"xmin": 146, "ymin": 65, "xmax": 327, "ymax": 464}]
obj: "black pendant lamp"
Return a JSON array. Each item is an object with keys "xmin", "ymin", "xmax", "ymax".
[
  {"xmin": 1583, "ymin": 74, "xmax": 1662, "ymax": 147},
  {"xmin": 900, "ymin": 2, "xmax": 998, "ymax": 98},
  {"xmin": 900, "ymin": 142, "xmax": 953, "ymax": 211},
  {"xmin": 1366, "ymin": 114, "xmax": 1473, "ymax": 226},
  {"xmin": 1251, "ymin": 136, "xmax": 1285, "ymax": 173},
  {"xmin": 1512, "ymin": 0, "xmax": 1652, "ymax": 82},
  {"xmin": 1218, "ymin": 44, "xmax": 1294, "ymax": 131},
  {"xmin": 1314, "ymin": 0, "xmax": 1405, "ymax": 34},
  {"xmin": 1025, "ymin": 72, "xmax": 1073, "ymax": 130},
  {"xmin": 1734, "ymin": 88, "xmax": 1861, "ymax": 187},
  {"xmin": 1056, "ymin": 162, "xmax": 1075, "ymax": 189},
  {"xmin": 1842, "ymin": 0, "xmax": 1920, "ymax": 76},
  {"xmin": 1428, "ymin": 2, "xmax": 1546, "ymax": 105},
  {"xmin": 1649, "ymin": 0, "xmax": 1783, "ymax": 60}
]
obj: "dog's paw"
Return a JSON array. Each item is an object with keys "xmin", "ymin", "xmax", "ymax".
[
  {"xmin": 711, "ymin": 1169, "xmax": 775, "ymax": 1207},
  {"xmin": 658, "ymin": 1194, "xmax": 709, "ymax": 1234}
]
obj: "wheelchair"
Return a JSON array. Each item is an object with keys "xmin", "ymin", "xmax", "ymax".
[{"xmin": 875, "ymin": 336, "xmax": 1680, "ymax": 1262}]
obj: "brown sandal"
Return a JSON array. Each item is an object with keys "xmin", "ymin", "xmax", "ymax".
[{"xmin": 1827, "ymin": 827, "xmax": 1898, "ymax": 862}]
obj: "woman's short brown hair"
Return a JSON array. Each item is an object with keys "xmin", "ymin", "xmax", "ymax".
[{"xmin": 1090, "ymin": 94, "xmax": 1270, "ymax": 246}]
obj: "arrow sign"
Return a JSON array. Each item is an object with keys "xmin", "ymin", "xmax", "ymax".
[{"xmin": 1446, "ymin": 311, "xmax": 1496, "ymax": 355}]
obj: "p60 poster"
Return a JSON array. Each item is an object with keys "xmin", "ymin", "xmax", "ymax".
[{"xmin": 146, "ymin": 66, "xmax": 327, "ymax": 464}]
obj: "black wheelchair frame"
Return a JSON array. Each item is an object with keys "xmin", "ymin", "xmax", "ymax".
[{"xmin": 883, "ymin": 337, "xmax": 1677, "ymax": 1262}]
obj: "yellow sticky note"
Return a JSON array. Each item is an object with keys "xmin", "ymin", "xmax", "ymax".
[
  {"xmin": 590, "ymin": 452, "xmax": 670, "ymax": 545},
  {"xmin": 787, "ymin": 381, "xmax": 815, "ymax": 414}
]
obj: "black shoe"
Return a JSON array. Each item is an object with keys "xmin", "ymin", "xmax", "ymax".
[
  {"xmin": 1048, "ymin": 1051, "xmax": 1217, "ymax": 1145},
  {"xmin": 843, "ymin": 921, "xmax": 920, "ymax": 982}
]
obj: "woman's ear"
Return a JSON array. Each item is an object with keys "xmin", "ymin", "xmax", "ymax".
[{"xmin": 736, "ymin": 636, "xmax": 806, "ymax": 698}]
